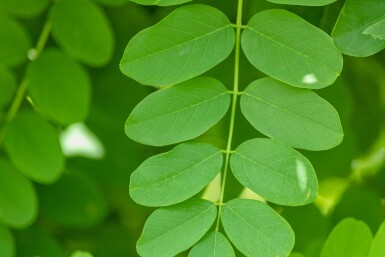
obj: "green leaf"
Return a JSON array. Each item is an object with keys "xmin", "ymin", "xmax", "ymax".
[
  {"xmin": 222, "ymin": 199, "xmax": 295, "ymax": 257},
  {"xmin": 129, "ymin": 0, "xmax": 190, "ymax": 6},
  {"xmin": 27, "ymin": 49, "xmax": 91, "ymax": 125},
  {"xmin": 130, "ymin": 142, "xmax": 223, "ymax": 207},
  {"xmin": 230, "ymin": 138, "xmax": 318, "ymax": 206},
  {"xmin": 0, "ymin": 225, "xmax": 15, "ymax": 257},
  {"xmin": 0, "ymin": 69, "xmax": 16, "ymax": 108},
  {"xmin": 363, "ymin": 18, "xmax": 385, "ymax": 40},
  {"xmin": 320, "ymin": 218, "xmax": 373, "ymax": 257},
  {"xmin": 265, "ymin": 0, "xmax": 336, "ymax": 6},
  {"xmin": 50, "ymin": 0, "xmax": 114, "ymax": 67},
  {"xmin": 188, "ymin": 231, "xmax": 235, "ymax": 257},
  {"xmin": 137, "ymin": 199, "xmax": 217, "ymax": 257},
  {"xmin": 92, "ymin": 0, "xmax": 128, "ymax": 6},
  {"xmin": 332, "ymin": 0, "xmax": 385, "ymax": 57},
  {"xmin": 3, "ymin": 110, "xmax": 64, "ymax": 184},
  {"xmin": 0, "ymin": 158, "xmax": 37, "ymax": 228},
  {"xmin": 120, "ymin": 4, "xmax": 235, "ymax": 86},
  {"xmin": 70, "ymin": 251, "xmax": 94, "ymax": 257},
  {"xmin": 369, "ymin": 220, "xmax": 385, "ymax": 257},
  {"xmin": 0, "ymin": 16, "xmax": 31, "ymax": 67},
  {"xmin": 0, "ymin": 0, "xmax": 49, "ymax": 17},
  {"xmin": 240, "ymin": 78, "xmax": 343, "ymax": 151},
  {"xmin": 242, "ymin": 9, "xmax": 342, "ymax": 89},
  {"xmin": 125, "ymin": 77, "xmax": 230, "ymax": 146}
]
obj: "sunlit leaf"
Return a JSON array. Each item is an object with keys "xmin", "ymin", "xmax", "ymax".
[
  {"xmin": 0, "ymin": 158, "xmax": 37, "ymax": 228},
  {"xmin": 369, "ymin": 220, "xmax": 385, "ymax": 257},
  {"xmin": 265, "ymin": 0, "xmax": 336, "ymax": 6},
  {"xmin": 120, "ymin": 4, "xmax": 235, "ymax": 86},
  {"xmin": 0, "ymin": 224, "xmax": 15, "ymax": 257},
  {"xmin": 363, "ymin": 18, "xmax": 385, "ymax": 40},
  {"xmin": 332, "ymin": 0, "xmax": 385, "ymax": 56},
  {"xmin": 50, "ymin": 0, "xmax": 114, "ymax": 66},
  {"xmin": 130, "ymin": 142, "xmax": 223, "ymax": 206},
  {"xmin": 3, "ymin": 110, "xmax": 64, "ymax": 184},
  {"xmin": 230, "ymin": 138, "xmax": 318, "ymax": 206},
  {"xmin": 320, "ymin": 218, "xmax": 373, "ymax": 257},
  {"xmin": 242, "ymin": 9, "xmax": 342, "ymax": 89},
  {"xmin": 125, "ymin": 77, "xmax": 230, "ymax": 146},
  {"xmin": 0, "ymin": 0, "xmax": 49, "ymax": 17},
  {"xmin": 240, "ymin": 78, "xmax": 343, "ymax": 150},
  {"xmin": 70, "ymin": 251, "xmax": 94, "ymax": 257},
  {"xmin": 27, "ymin": 49, "xmax": 91, "ymax": 125},
  {"xmin": 137, "ymin": 199, "xmax": 217, "ymax": 257},
  {"xmin": 188, "ymin": 231, "xmax": 235, "ymax": 257},
  {"xmin": 0, "ymin": 69, "xmax": 16, "ymax": 108},
  {"xmin": 222, "ymin": 199, "xmax": 295, "ymax": 257},
  {"xmin": 129, "ymin": 0, "xmax": 190, "ymax": 6}
]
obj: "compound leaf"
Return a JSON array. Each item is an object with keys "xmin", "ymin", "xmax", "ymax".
[
  {"xmin": 240, "ymin": 78, "xmax": 343, "ymax": 151},
  {"xmin": 0, "ymin": 158, "xmax": 37, "ymax": 228},
  {"xmin": 130, "ymin": 142, "xmax": 223, "ymax": 207},
  {"xmin": 265, "ymin": 0, "xmax": 336, "ymax": 6},
  {"xmin": 363, "ymin": 18, "xmax": 385, "ymax": 40},
  {"xmin": 332, "ymin": 0, "xmax": 385, "ymax": 57},
  {"xmin": 369, "ymin": 220, "xmax": 385, "ymax": 257},
  {"xmin": 120, "ymin": 4, "xmax": 235, "ymax": 86},
  {"xmin": 137, "ymin": 199, "xmax": 217, "ymax": 257},
  {"xmin": 222, "ymin": 199, "xmax": 295, "ymax": 257},
  {"xmin": 50, "ymin": 0, "xmax": 114, "ymax": 67},
  {"xmin": 320, "ymin": 218, "xmax": 372, "ymax": 257},
  {"xmin": 3, "ymin": 110, "xmax": 64, "ymax": 184},
  {"xmin": 242, "ymin": 9, "xmax": 342, "ymax": 89},
  {"xmin": 188, "ymin": 231, "xmax": 235, "ymax": 257},
  {"xmin": 27, "ymin": 49, "xmax": 91, "ymax": 125},
  {"xmin": 0, "ymin": 225, "xmax": 14, "ymax": 257},
  {"xmin": 0, "ymin": 0, "xmax": 49, "ymax": 17},
  {"xmin": 230, "ymin": 138, "xmax": 318, "ymax": 206},
  {"xmin": 129, "ymin": 0, "xmax": 190, "ymax": 6},
  {"xmin": 125, "ymin": 77, "xmax": 230, "ymax": 146}
]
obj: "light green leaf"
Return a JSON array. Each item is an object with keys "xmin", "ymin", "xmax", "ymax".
[
  {"xmin": 188, "ymin": 231, "xmax": 235, "ymax": 257},
  {"xmin": 27, "ymin": 49, "xmax": 91, "ymax": 125},
  {"xmin": 3, "ymin": 110, "xmax": 64, "ymax": 184},
  {"xmin": 363, "ymin": 18, "xmax": 385, "ymax": 40},
  {"xmin": 0, "ymin": 224, "xmax": 15, "ymax": 257},
  {"xmin": 222, "ymin": 199, "xmax": 295, "ymax": 257},
  {"xmin": 230, "ymin": 138, "xmax": 318, "ymax": 206},
  {"xmin": 369, "ymin": 220, "xmax": 385, "ymax": 257},
  {"xmin": 0, "ymin": 0, "xmax": 49, "ymax": 17},
  {"xmin": 120, "ymin": 4, "xmax": 235, "ymax": 86},
  {"xmin": 50, "ymin": 0, "xmax": 114, "ymax": 67},
  {"xmin": 265, "ymin": 0, "xmax": 336, "ymax": 6},
  {"xmin": 125, "ymin": 77, "xmax": 230, "ymax": 146},
  {"xmin": 0, "ymin": 16, "xmax": 31, "ymax": 67},
  {"xmin": 0, "ymin": 69, "xmax": 16, "ymax": 108},
  {"xmin": 332, "ymin": 0, "xmax": 385, "ymax": 57},
  {"xmin": 320, "ymin": 218, "xmax": 373, "ymax": 257},
  {"xmin": 70, "ymin": 251, "xmax": 94, "ymax": 257},
  {"xmin": 137, "ymin": 199, "xmax": 217, "ymax": 257},
  {"xmin": 130, "ymin": 142, "xmax": 223, "ymax": 207},
  {"xmin": 242, "ymin": 9, "xmax": 342, "ymax": 89},
  {"xmin": 0, "ymin": 158, "xmax": 37, "ymax": 228},
  {"xmin": 240, "ymin": 78, "xmax": 343, "ymax": 151},
  {"xmin": 129, "ymin": 0, "xmax": 190, "ymax": 6}
]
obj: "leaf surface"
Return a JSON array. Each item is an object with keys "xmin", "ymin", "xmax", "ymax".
[
  {"xmin": 222, "ymin": 199, "xmax": 295, "ymax": 257},
  {"xmin": 369, "ymin": 220, "xmax": 385, "ymax": 257},
  {"xmin": 125, "ymin": 77, "xmax": 230, "ymax": 146},
  {"xmin": 129, "ymin": 0, "xmax": 190, "ymax": 6},
  {"xmin": 332, "ymin": 0, "xmax": 385, "ymax": 56},
  {"xmin": 230, "ymin": 138, "xmax": 318, "ymax": 206},
  {"xmin": 0, "ymin": 225, "xmax": 14, "ymax": 257},
  {"xmin": 0, "ymin": 69, "xmax": 16, "ymax": 108},
  {"xmin": 130, "ymin": 142, "xmax": 223, "ymax": 206},
  {"xmin": 242, "ymin": 9, "xmax": 342, "ymax": 89},
  {"xmin": 188, "ymin": 231, "xmax": 235, "ymax": 257},
  {"xmin": 120, "ymin": 4, "xmax": 235, "ymax": 86},
  {"xmin": 137, "ymin": 199, "xmax": 217, "ymax": 257},
  {"xmin": 265, "ymin": 0, "xmax": 336, "ymax": 6},
  {"xmin": 240, "ymin": 78, "xmax": 343, "ymax": 150},
  {"xmin": 0, "ymin": 0, "xmax": 49, "ymax": 17},
  {"xmin": 363, "ymin": 18, "xmax": 385, "ymax": 40}
]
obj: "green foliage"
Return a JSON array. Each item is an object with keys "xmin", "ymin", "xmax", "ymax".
[
  {"xmin": 0, "ymin": 0, "xmax": 49, "ymax": 17},
  {"xmin": 0, "ymin": 70, "xmax": 16, "ymax": 108},
  {"xmin": 0, "ymin": 224, "xmax": 15, "ymax": 257},
  {"xmin": 129, "ymin": 0, "xmax": 191, "ymax": 6},
  {"xmin": 70, "ymin": 251, "xmax": 94, "ymax": 257},
  {"xmin": 363, "ymin": 18, "xmax": 385, "ymax": 40},
  {"xmin": 265, "ymin": 0, "xmax": 337, "ymax": 6},
  {"xmin": 369, "ymin": 220, "xmax": 385, "ymax": 257},
  {"xmin": 188, "ymin": 231, "xmax": 235, "ymax": 257}
]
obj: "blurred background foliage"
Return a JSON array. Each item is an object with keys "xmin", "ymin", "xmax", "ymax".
[{"xmin": 0, "ymin": 0, "xmax": 384, "ymax": 256}]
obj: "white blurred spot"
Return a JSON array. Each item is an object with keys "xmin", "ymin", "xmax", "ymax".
[
  {"xmin": 60, "ymin": 123, "xmax": 105, "ymax": 159},
  {"xmin": 27, "ymin": 48, "xmax": 38, "ymax": 61},
  {"xmin": 302, "ymin": 73, "xmax": 318, "ymax": 84},
  {"xmin": 296, "ymin": 159, "xmax": 308, "ymax": 191}
]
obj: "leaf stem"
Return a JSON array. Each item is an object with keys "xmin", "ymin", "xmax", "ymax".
[{"xmin": 215, "ymin": 0, "xmax": 243, "ymax": 230}]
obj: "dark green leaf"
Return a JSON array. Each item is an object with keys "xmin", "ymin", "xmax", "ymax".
[
  {"xmin": 137, "ymin": 199, "xmax": 217, "ymax": 257},
  {"xmin": 92, "ymin": 0, "xmax": 128, "ymax": 6},
  {"xmin": 369, "ymin": 220, "xmax": 385, "ymax": 257},
  {"xmin": 27, "ymin": 49, "xmax": 91, "ymax": 125},
  {"xmin": 332, "ymin": 0, "xmax": 385, "ymax": 56},
  {"xmin": 130, "ymin": 142, "xmax": 223, "ymax": 206},
  {"xmin": 0, "ymin": 0, "xmax": 49, "ymax": 17},
  {"xmin": 0, "ymin": 158, "xmax": 37, "ymax": 228},
  {"xmin": 188, "ymin": 231, "xmax": 235, "ymax": 257},
  {"xmin": 50, "ymin": 0, "xmax": 114, "ymax": 67},
  {"xmin": 242, "ymin": 9, "xmax": 342, "ymax": 89},
  {"xmin": 3, "ymin": 110, "xmax": 64, "ymax": 184},
  {"xmin": 240, "ymin": 78, "xmax": 343, "ymax": 150},
  {"xmin": 363, "ymin": 18, "xmax": 385, "ymax": 40},
  {"xmin": 120, "ymin": 4, "xmax": 235, "ymax": 86},
  {"xmin": 0, "ymin": 225, "xmax": 15, "ymax": 257},
  {"xmin": 125, "ymin": 77, "xmax": 230, "ymax": 146},
  {"xmin": 0, "ymin": 69, "xmax": 16, "ymax": 108},
  {"xmin": 231, "ymin": 138, "xmax": 318, "ymax": 206},
  {"xmin": 265, "ymin": 0, "xmax": 336, "ymax": 6},
  {"xmin": 129, "ymin": 0, "xmax": 190, "ymax": 6},
  {"xmin": 222, "ymin": 199, "xmax": 295, "ymax": 257}
]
